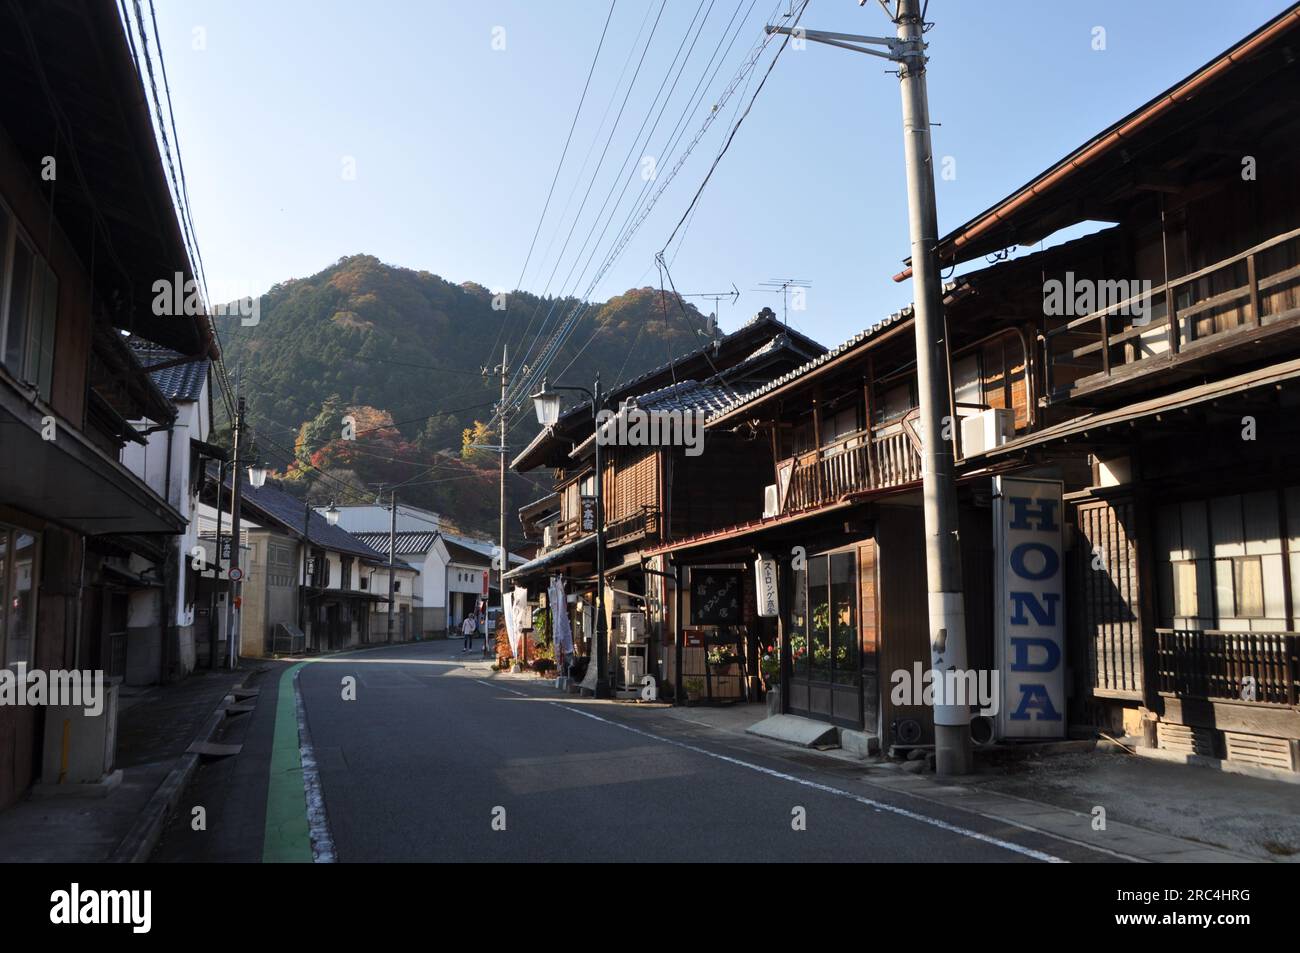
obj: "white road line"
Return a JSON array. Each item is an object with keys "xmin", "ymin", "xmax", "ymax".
[
  {"xmin": 293, "ymin": 668, "xmax": 336, "ymax": 863},
  {"xmin": 554, "ymin": 703, "xmax": 1067, "ymax": 864},
  {"xmin": 475, "ymin": 678, "xmax": 528, "ymax": 697}
]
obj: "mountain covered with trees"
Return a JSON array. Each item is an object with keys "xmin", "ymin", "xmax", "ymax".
[{"xmin": 213, "ymin": 254, "xmax": 712, "ymax": 537}]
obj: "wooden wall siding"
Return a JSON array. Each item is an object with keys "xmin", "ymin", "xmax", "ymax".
[
  {"xmin": 980, "ymin": 337, "xmax": 1029, "ymax": 429},
  {"xmin": 1075, "ymin": 498, "xmax": 1144, "ymax": 698},
  {"xmin": 876, "ymin": 506, "xmax": 935, "ymax": 744},
  {"xmin": 668, "ymin": 434, "xmax": 771, "ymax": 539},
  {"xmin": 606, "ymin": 446, "xmax": 657, "ymax": 524},
  {"xmin": 857, "ymin": 540, "xmax": 880, "ymax": 734}
]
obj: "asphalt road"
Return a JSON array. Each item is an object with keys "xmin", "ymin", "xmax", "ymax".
[{"xmin": 156, "ymin": 639, "xmax": 1120, "ymax": 863}]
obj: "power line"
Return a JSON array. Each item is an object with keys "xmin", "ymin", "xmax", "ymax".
[{"xmin": 484, "ymin": 0, "xmax": 619, "ymax": 369}]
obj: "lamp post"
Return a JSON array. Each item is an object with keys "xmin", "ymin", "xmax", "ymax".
[{"xmin": 532, "ymin": 376, "xmax": 609, "ymax": 698}]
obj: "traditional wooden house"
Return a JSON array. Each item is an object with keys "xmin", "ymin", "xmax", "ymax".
[
  {"xmin": 0, "ymin": 0, "xmax": 216, "ymax": 806},
  {"xmin": 931, "ymin": 4, "xmax": 1300, "ymax": 771},
  {"xmin": 507, "ymin": 309, "xmax": 825, "ymax": 694},
  {"xmin": 656, "ymin": 4, "xmax": 1300, "ymax": 770}
]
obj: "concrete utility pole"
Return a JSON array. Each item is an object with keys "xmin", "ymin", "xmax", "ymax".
[
  {"xmin": 498, "ymin": 345, "xmax": 509, "ymax": 660},
  {"xmin": 387, "ymin": 489, "xmax": 397, "ymax": 643},
  {"xmin": 226, "ymin": 395, "xmax": 245, "ymax": 670},
  {"xmin": 767, "ymin": 0, "xmax": 971, "ymax": 774}
]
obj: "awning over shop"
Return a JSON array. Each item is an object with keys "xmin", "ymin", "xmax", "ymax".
[
  {"xmin": 967, "ymin": 354, "xmax": 1300, "ymax": 462},
  {"xmin": 0, "ymin": 377, "xmax": 184, "ymax": 535},
  {"xmin": 503, "ymin": 533, "xmax": 596, "ymax": 581}
]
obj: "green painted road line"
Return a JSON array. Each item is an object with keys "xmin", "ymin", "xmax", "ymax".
[{"xmin": 262, "ymin": 661, "xmax": 313, "ymax": 863}]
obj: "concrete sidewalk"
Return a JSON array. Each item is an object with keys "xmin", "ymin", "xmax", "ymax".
[
  {"xmin": 0, "ymin": 664, "xmax": 266, "ymax": 862},
  {"xmin": 659, "ymin": 703, "xmax": 1286, "ymax": 863}
]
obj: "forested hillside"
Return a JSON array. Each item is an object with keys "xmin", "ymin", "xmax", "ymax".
[{"xmin": 213, "ymin": 254, "xmax": 712, "ymax": 536}]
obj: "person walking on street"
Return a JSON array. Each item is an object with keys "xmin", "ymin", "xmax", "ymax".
[{"xmin": 461, "ymin": 613, "xmax": 477, "ymax": 653}]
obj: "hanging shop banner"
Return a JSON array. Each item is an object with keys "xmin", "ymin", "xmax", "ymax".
[
  {"xmin": 754, "ymin": 554, "xmax": 779, "ymax": 617},
  {"xmin": 993, "ymin": 476, "xmax": 1067, "ymax": 740},
  {"xmin": 580, "ymin": 496, "xmax": 596, "ymax": 533},
  {"xmin": 690, "ymin": 569, "xmax": 742, "ymax": 625},
  {"xmin": 550, "ymin": 576, "xmax": 574, "ymax": 655}
]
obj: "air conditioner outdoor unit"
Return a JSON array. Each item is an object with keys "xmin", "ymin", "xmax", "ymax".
[
  {"xmin": 960, "ymin": 408, "xmax": 1015, "ymax": 458},
  {"xmin": 620, "ymin": 612, "xmax": 646, "ymax": 643},
  {"xmin": 762, "ymin": 484, "xmax": 779, "ymax": 518},
  {"xmin": 622, "ymin": 653, "xmax": 645, "ymax": 687}
]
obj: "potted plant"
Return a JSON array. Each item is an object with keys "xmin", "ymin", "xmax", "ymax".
[{"xmin": 684, "ymin": 677, "xmax": 705, "ymax": 704}]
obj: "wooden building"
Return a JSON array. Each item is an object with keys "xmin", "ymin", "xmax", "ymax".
[
  {"xmin": 652, "ymin": 4, "xmax": 1300, "ymax": 770},
  {"xmin": 507, "ymin": 310, "xmax": 825, "ymax": 694},
  {"xmin": 0, "ymin": 0, "xmax": 217, "ymax": 807}
]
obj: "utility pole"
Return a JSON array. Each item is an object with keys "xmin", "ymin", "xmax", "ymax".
[
  {"xmin": 498, "ymin": 345, "xmax": 510, "ymax": 662},
  {"xmin": 387, "ymin": 489, "xmax": 396, "ymax": 643},
  {"xmin": 767, "ymin": 0, "xmax": 971, "ymax": 774},
  {"xmin": 226, "ymin": 395, "xmax": 245, "ymax": 670}
]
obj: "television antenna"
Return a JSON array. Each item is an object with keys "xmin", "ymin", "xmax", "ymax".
[{"xmin": 755, "ymin": 278, "xmax": 812, "ymax": 326}]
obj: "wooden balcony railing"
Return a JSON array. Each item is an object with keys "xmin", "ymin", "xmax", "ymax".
[
  {"xmin": 606, "ymin": 505, "xmax": 660, "ymax": 545},
  {"xmin": 1043, "ymin": 225, "xmax": 1300, "ymax": 404},
  {"xmin": 1155, "ymin": 628, "xmax": 1300, "ymax": 706},
  {"xmin": 780, "ymin": 428, "xmax": 922, "ymax": 516}
]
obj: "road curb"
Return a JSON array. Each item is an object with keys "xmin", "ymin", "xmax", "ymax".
[{"xmin": 108, "ymin": 667, "xmax": 260, "ymax": 864}]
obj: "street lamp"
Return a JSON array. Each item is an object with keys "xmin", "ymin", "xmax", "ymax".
[
  {"xmin": 247, "ymin": 462, "xmax": 268, "ymax": 488},
  {"xmin": 324, "ymin": 501, "xmax": 340, "ymax": 526},
  {"xmin": 531, "ymin": 376, "xmax": 609, "ymax": 698}
]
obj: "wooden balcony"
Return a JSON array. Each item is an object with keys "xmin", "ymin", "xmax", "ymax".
[
  {"xmin": 1043, "ymin": 226, "xmax": 1300, "ymax": 405},
  {"xmin": 606, "ymin": 505, "xmax": 660, "ymax": 546},
  {"xmin": 779, "ymin": 428, "xmax": 922, "ymax": 516},
  {"xmin": 1155, "ymin": 628, "xmax": 1300, "ymax": 706}
]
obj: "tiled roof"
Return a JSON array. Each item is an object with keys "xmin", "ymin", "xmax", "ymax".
[
  {"xmin": 129, "ymin": 339, "xmax": 209, "ymax": 402},
  {"xmin": 631, "ymin": 379, "xmax": 736, "ymax": 416},
  {"xmin": 352, "ymin": 531, "xmax": 440, "ymax": 557},
  {"xmin": 703, "ymin": 286, "xmax": 955, "ymax": 424},
  {"xmin": 219, "ymin": 472, "xmax": 415, "ymax": 569},
  {"xmin": 550, "ymin": 312, "xmax": 823, "ymax": 428}
]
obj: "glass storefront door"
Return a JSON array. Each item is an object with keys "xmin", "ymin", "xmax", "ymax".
[{"xmin": 785, "ymin": 549, "xmax": 863, "ymax": 728}]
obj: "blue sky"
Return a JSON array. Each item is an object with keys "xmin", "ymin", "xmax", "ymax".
[{"xmin": 145, "ymin": 0, "xmax": 1294, "ymax": 353}]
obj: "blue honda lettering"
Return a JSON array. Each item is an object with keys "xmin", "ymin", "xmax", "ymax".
[
  {"xmin": 1008, "ymin": 495, "xmax": 1059, "ymax": 532},
  {"xmin": 1010, "ymin": 542, "xmax": 1059, "ymax": 581},
  {"xmin": 1010, "ymin": 637, "xmax": 1061, "ymax": 672},
  {"xmin": 1009, "ymin": 683, "xmax": 1063, "ymax": 721},
  {"xmin": 1009, "ymin": 591, "xmax": 1060, "ymax": 626}
]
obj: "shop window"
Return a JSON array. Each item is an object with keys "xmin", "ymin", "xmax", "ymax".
[
  {"xmin": 0, "ymin": 526, "xmax": 39, "ymax": 672},
  {"xmin": 830, "ymin": 552, "xmax": 858, "ymax": 686},
  {"xmin": 790, "ymin": 551, "xmax": 860, "ymax": 685},
  {"xmin": 808, "ymin": 557, "xmax": 830, "ymax": 681},
  {"xmin": 789, "ymin": 564, "xmax": 808, "ymax": 676}
]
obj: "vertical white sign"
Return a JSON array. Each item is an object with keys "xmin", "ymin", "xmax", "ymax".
[
  {"xmin": 755, "ymin": 553, "xmax": 779, "ymax": 617},
  {"xmin": 994, "ymin": 477, "xmax": 1067, "ymax": 739}
]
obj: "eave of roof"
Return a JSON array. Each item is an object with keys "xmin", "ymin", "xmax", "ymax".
[{"xmin": 896, "ymin": 5, "xmax": 1300, "ymax": 281}]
